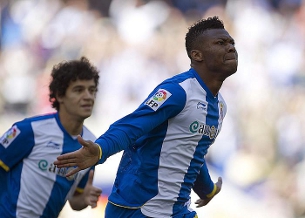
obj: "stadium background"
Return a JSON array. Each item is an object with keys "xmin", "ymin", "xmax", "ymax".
[{"xmin": 0, "ymin": 0, "xmax": 305, "ymax": 217}]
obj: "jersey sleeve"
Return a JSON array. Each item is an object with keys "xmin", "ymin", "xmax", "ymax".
[
  {"xmin": 96, "ymin": 82, "xmax": 187, "ymax": 163},
  {"xmin": 192, "ymin": 159, "xmax": 215, "ymax": 199},
  {"xmin": 0, "ymin": 121, "xmax": 35, "ymax": 172}
]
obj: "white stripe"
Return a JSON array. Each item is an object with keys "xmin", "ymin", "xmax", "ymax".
[
  {"xmin": 142, "ymin": 78, "xmax": 207, "ymax": 217},
  {"xmin": 16, "ymin": 118, "xmax": 63, "ymax": 218}
]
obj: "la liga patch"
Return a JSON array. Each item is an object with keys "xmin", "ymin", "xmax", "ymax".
[
  {"xmin": 145, "ymin": 89, "xmax": 172, "ymax": 111},
  {"xmin": 0, "ymin": 125, "xmax": 20, "ymax": 148}
]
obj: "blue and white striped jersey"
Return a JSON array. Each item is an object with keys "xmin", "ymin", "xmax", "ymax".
[
  {"xmin": 96, "ymin": 68, "xmax": 227, "ymax": 217},
  {"xmin": 0, "ymin": 113, "xmax": 96, "ymax": 218}
]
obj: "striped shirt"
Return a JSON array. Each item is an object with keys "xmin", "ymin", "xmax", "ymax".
[
  {"xmin": 0, "ymin": 113, "xmax": 96, "ymax": 218},
  {"xmin": 96, "ymin": 68, "xmax": 227, "ymax": 217}
]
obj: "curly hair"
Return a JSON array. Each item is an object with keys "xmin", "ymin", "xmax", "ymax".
[
  {"xmin": 185, "ymin": 16, "xmax": 224, "ymax": 59},
  {"xmin": 49, "ymin": 57, "xmax": 100, "ymax": 111}
]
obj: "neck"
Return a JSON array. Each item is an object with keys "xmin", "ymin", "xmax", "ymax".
[
  {"xmin": 192, "ymin": 67, "xmax": 223, "ymax": 96},
  {"xmin": 58, "ymin": 112, "xmax": 84, "ymax": 136},
  {"xmin": 205, "ymin": 79, "xmax": 223, "ymax": 96}
]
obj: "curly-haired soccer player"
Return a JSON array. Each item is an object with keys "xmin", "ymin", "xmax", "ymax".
[{"xmin": 0, "ymin": 57, "xmax": 102, "ymax": 218}]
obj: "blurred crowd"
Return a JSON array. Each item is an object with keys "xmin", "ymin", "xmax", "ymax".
[{"xmin": 0, "ymin": 0, "xmax": 305, "ymax": 217}]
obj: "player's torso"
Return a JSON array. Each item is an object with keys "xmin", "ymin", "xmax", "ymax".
[
  {"xmin": 8, "ymin": 116, "xmax": 92, "ymax": 218},
  {"xmin": 110, "ymin": 73, "xmax": 227, "ymax": 217},
  {"xmin": 140, "ymin": 76, "xmax": 226, "ymax": 216}
]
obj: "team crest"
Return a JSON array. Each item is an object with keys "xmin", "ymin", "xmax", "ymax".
[
  {"xmin": 145, "ymin": 89, "xmax": 172, "ymax": 111},
  {"xmin": 0, "ymin": 125, "xmax": 20, "ymax": 148}
]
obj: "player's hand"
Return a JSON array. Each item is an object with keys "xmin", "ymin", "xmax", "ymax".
[
  {"xmin": 54, "ymin": 135, "xmax": 100, "ymax": 177},
  {"xmin": 83, "ymin": 170, "xmax": 102, "ymax": 208},
  {"xmin": 195, "ymin": 177, "xmax": 222, "ymax": 208}
]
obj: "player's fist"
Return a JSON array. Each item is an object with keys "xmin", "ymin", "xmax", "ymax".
[
  {"xmin": 84, "ymin": 170, "xmax": 102, "ymax": 208},
  {"xmin": 195, "ymin": 177, "xmax": 222, "ymax": 207}
]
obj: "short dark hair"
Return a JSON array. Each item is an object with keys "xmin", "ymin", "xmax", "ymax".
[
  {"xmin": 185, "ymin": 16, "xmax": 224, "ymax": 59},
  {"xmin": 49, "ymin": 57, "xmax": 100, "ymax": 111}
]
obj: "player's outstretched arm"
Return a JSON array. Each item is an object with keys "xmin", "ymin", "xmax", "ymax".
[
  {"xmin": 195, "ymin": 177, "xmax": 222, "ymax": 208},
  {"xmin": 69, "ymin": 170, "xmax": 102, "ymax": 210},
  {"xmin": 54, "ymin": 135, "xmax": 101, "ymax": 177}
]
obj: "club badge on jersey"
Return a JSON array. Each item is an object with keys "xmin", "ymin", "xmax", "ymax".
[
  {"xmin": 145, "ymin": 89, "xmax": 172, "ymax": 111},
  {"xmin": 0, "ymin": 125, "xmax": 20, "ymax": 148}
]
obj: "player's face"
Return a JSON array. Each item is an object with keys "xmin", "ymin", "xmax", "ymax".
[
  {"xmin": 198, "ymin": 29, "xmax": 238, "ymax": 78},
  {"xmin": 58, "ymin": 79, "xmax": 97, "ymax": 121}
]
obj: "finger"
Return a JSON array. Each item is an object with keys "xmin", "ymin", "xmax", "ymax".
[
  {"xmin": 77, "ymin": 135, "xmax": 91, "ymax": 147},
  {"xmin": 54, "ymin": 158, "xmax": 79, "ymax": 168},
  {"xmin": 216, "ymin": 177, "xmax": 223, "ymax": 192},
  {"xmin": 54, "ymin": 157, "xmax": 77, "ymax": 165},
  {"xmin": 87, "ymin": 170, "xmax": 94, "ymax": 185},
  {"xmin": 54, "ymin": 152, "xmax": 80, "ymax": 167},
  {"xmin": 54, "ymin": 158, "xmax": 79, "ymax": 167},
  {"xmin": 91, "ymin": 203, "xmax": 97, "ymax": 208},
  {"xmin": 218, "ymin": 177, "xmax": 223, "ymax": 185},
  {"xmin": 54, "ymin": 162, "xmax": 78, "ymax": 168},
  {"xmin": 92, "ymin": 188, "xmax": 102, "ymax": 195},
  {"xmin": 55, "ymin": 150, "xmax": 79, "ymax": 161},
  {"xmin": 65, "ymin": 167, "xmax": 80, "ymax": 177},
  {"xmin": 195, "ymin": 199, "xmax": 203, "ymax": 205},
  {"xmin": 195, "ymin": 201, "xmax": 203, "ymax": 208},
  {"xmin": 89, "ymin": 196, "xmax": 99, "ymax": 208},
  {"xmin": 96, "ymin": 191, "xmax": 102, "ymax": 197}
]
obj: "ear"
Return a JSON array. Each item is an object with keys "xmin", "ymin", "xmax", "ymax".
[
  {"xmin": 190, "ymin": 50, "xmax": 204, "ymax": 62},
  {"xmin": 56, "ymin": 94, "xmax": 64, "ymax": 104}
]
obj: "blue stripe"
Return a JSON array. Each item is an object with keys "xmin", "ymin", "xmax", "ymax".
[
  {"xmin": 173, "ymin": 92, "xmax": 220, "ymax": 215},
  {"xmin": 41, "ymin": 128, "xmax": 83, "ymax": 217}
]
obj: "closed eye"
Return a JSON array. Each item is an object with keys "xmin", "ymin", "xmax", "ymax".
[{"xmin": 216, "ymin": 38, "xmax": 235, "ymax": 46}]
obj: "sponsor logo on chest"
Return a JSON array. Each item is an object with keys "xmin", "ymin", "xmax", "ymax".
[
  {"xmin": 38, "ymin": 159, "xmax": 78, "ymax": 181},
  {"xmin": 189, "ymin": 121, "xmax": 219, "ymax": 140}
]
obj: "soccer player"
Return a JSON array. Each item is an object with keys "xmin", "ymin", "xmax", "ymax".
[
  {"xmin": 0, "ymin": 57, "xmax": 102, "ymax": 218},
  {"xmin": 54, "ymin": 16, "xmax": 238, "ymax": 217}
]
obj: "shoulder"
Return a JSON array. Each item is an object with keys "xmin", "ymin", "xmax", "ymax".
[
  {"xmin": 162, "ymin": 69, "xmax": 195, "ymax": 85},
  {"xmin": 82, "ymin": 126, "xmax": 97, "ymax": 141},
  {"xmin": 154, "ymin": 70, "xmax": 195, "ymax": 97},
  {"xmin": 20, "ymin": 113, "xmax": 57, "ymax": 125},
  {"xmin": 9, "ymin": 113, "xmax": 54, "ymax": 130},
  {"xmin": 160, "ymin": 69, "xmax": 199, "ymax": 95},
  {"xmin": 12, "ymin": 113, "xmax": 60, "ymax": 137}
]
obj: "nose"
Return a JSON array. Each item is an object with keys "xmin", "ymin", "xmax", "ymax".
[
  {"xmin": 84, "ymin": 89, "xmax": 95, "ymax": 99},
  {"xmin": 227, "ymin": 44, "xmax": 236, "ymax": 53}
]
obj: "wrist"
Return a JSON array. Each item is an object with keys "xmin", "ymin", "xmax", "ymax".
[
  {"xmin": 206, "ymin": 183, "xmax": 217, "ymax": 198},
  {"xmin": 96, "ymin": 143, "xmax": 102, "ymax": 161}
]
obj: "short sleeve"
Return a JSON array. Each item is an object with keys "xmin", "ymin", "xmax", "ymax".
[{"xmin": 0, "ymin": 121, "xmax": 35, "ymax": 171}]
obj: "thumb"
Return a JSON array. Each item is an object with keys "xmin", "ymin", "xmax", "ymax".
[
  {"xmin": 217, "ymin": 177, "xmax": 222, "ymax": 186},
  {"xmin": 87, "ymin": 169, "xmax": 94, "ymax": 185},
  {"xmin": 77, "ymin": 135, "xmax": 89, "ymax": 147},
  {"xmin": 216, "ymin": 177, "xmax": 223, "ymax": 194}
]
